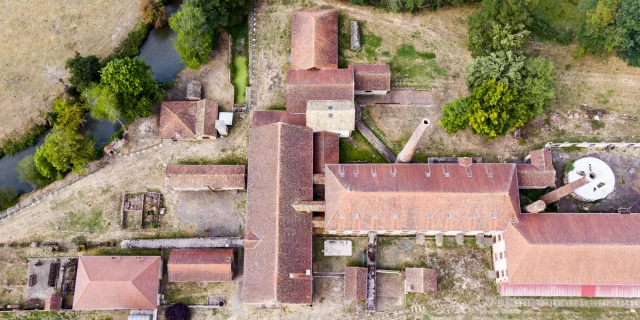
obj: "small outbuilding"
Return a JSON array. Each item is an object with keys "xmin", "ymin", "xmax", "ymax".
[
  {"xmin": 344, "ymin": 267, "xmax": 367, "ymax": 301},
  {"xmin": 159, "ymin": 99, "xmax": 218, "ymax": 140},
  {"xmin": 168, "ymin": 249, "xmax": 234, "ymax": 282},
  {"xmin": 349, "ymin": 64, "xmax": 391, "ymax": 95},
  {"xmin": 403, "ymin": 268, "xmax": 437, "ymax": 294},
  {"xmin": 165, "ymin": 165, "xmax": 246, "ymax": 191}
]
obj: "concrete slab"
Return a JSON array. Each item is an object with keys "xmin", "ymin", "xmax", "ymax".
[
  {"xmin": 455, "ymin": 233, "xmax": 464, "ymax": 245},
  {"xmin": 324, "ymin": 240, "xmax": 353, "ymax": 256}
]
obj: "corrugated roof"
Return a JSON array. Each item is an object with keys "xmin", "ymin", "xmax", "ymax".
[
  {"xmin": 168, "ymin": 249, "xmax": 233, "ymax": 282},
  {"xmin": 306, "ymin": 100, "xmax": 356, "ymax": 132},
  {"xmin": 243, "ymin": 122, "xmax": 314, "ymax": 305},
  {"xmin": 165, "ymin": 165, "xmax": 245, "ymax": 190},
  {"xmin": 313, "ymin": 131, "xmax": 339, "ymax": 174},
  {"xmin": 404, "ymin": 268, "xmax": 437, "ymax": 294},
  {"xmin": 516, "ymin": 148, "xmax": 556, "ymax": 188},
  {"xmin": 252, "ymin": 111, "xmax": 307, "ymax": 128},
  {"xmin": 344, "ymin": 267, "xmax": 367, "ymax": 300},
  {"xmin": 324, "ymin": 163, "xmax": 520, "ymax": 232},
  {"xmin": 291, "ymin": 10, "xmax": 338, "ymax": 70},
  {"xmin": 349, "ymin": 64, "xmax": 391, "ymax": 91},
  {"xmin": 504, "ymin": 214, "xmax": 640, "ymax": 286},
  {"xmin": 286, "ymin": 69, "xmax": 354, "ymax": 114},
  {"xmin": 73, "ymin": 256, "xmax": 160, "ymax": 310}
]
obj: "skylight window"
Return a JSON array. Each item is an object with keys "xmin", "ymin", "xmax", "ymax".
[
  {"xmin": 470, "ymin": 213, "xmax": 476, "ymax": 219},
  {"xmin": 354, "ymin": 213, "xmax": 360, "ymax": 219},
  {"xmin": 447, "ymin": 213, "xmax": 452, "ymax": 219},
  {"xmin": 428, "ymin": 213, "xmax": 434, "ymax": 218},
  {"xmin": 393, "ymin": 213, "xmax": 398, "ymax": 219},
  {"xmin": 372, "ymin": 213, "xmax": 378, "ymax": 218},
  {"xmin": 328, "ymin": 113, "xmax": 333, "ymax": 118},
  {"xmin": 491, "ymin": 213, "xmax": 497, "ymax": 219}
]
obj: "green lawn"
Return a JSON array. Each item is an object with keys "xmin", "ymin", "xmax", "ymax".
[{"xmin": 339, "ymin": 130, "xmax": 388, "ymax": 163}]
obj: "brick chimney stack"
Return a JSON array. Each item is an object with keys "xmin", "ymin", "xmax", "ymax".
[
  {"xmin": 396, "ymin": 118, "xmax": 430, "ymax": 163},
  {"xmin": 524, "ymin": 174, "xmax": 593, "ymax": 213}
]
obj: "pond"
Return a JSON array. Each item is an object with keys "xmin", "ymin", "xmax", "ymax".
[{"xmin": 0, "ymin": 2, "xmax": 184, "ymax": 201}]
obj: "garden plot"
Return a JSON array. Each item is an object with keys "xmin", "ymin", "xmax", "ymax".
[{"xmin": 120, "ymin": 192, "xmax": 163, "ymax": 230}]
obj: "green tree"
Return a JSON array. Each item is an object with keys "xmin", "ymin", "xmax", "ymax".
[
  {"xmin": 467, "ymin": 51, "xmax": 527, "ymax": 90},
  {"xmin": 467, "ymin": 0, "xmax": 534, "ymax": 56},
  {"xmin": 141, "ymin": 0, "xmax": 168, "ymax": 29},
  {"xmin": 51, "ymin": 99, "xmax": 87, "ymax": 132},
  {"xmin": 191, "ymin": 0, "xmax": 251, "ymax": 29},
  {"xmin": 18, "ymin": 155, "xmax": 52, "ymax": 187},
  {"xmin": 35, "ymin": 129, "xmax": 95, "ymax": 179},
  {"xmin": 65, "ymin": 52, "xmax": 102, "ymax": 92},
  {"xmin": 576, "ymin": 0, "xmax": 625, "ymax": 55},
  {"xmin": 440, "ymin": 98, "xmax": 471, "ymax": 134},
  {"xmin": 169, "ymin": 3, "xmax": 215, "ymax": 69},
  {"xmin": 467, "ymin": 80, "xmax": 528, "ymax": 138},
  {"xmin": 100, "ymin": 57, "xmax": 160, "ymax": 122},
  {"xmin": 0, "ymin": 187, "xmax": 18, "ymax": 210},
  {"xmin": 615, "ymin": 0, "xmax": 640, "ymax": 66},
  {"xmin": 82, "ymin": 84, "xmax": 126, "ymax": 130}
]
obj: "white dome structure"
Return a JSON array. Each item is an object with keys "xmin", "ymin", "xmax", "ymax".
[{"xmin": 566, "ymin": 157, "xmax": 615, "ymax": 202}]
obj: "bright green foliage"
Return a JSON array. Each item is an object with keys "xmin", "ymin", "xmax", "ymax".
[
  {"xmin": 351, "ymin": 0, "xmax": 478, "ymax": 12},
  {"xmin": 169, "ymin": 4, "xmax": 215, "ymax": 69},
  {"xmin": 576, "ymin": 0, "xmax": 624, "ymax": 55},
  {"xmin": 18, "ymin": 155, "xmax": 52, "ymax": 187},
  {"xmin": 520, "ymin": 56, "xmax": 556, "ymax": 117},
  {"xmin": 35, "ymin": 129, "xmax": 95, "ymax": 179},
  {"xmin": 440, "ymin": 98, "xmax": 471, "ymax": 134},
  {"xmin": 191, "ymin": 0, "xmax": 251, "ymax": 29},
  {"xmin": 100, "ymin": 57, "xmax": 160, "ymax": 122},
  {"xmin": 65, "ymin": 52, "xmax": 102, "ymax": 92},
  {"xmin": 615, "ymin": 0, "xmax": 640, "ymax": 66},
  {"xmin": 83, "ymin": 84, "xmax": 121, "ymax": 123},
  {"xmin": 51, "ymin": 99, "xmax": 86, "ymax": 132},
  {"xmin": 467, "ymin": 80, "xmax": 528, "ymax": 138}
]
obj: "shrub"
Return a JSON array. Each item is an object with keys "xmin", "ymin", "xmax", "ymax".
[
  {"xmin": 615, "ymin": 0, "xmax": 640, "ymax": 66},
  {"xmin": 65, "ymin": 52, "xmax": 102, "ymax": 92},
  {"xmin": 51, "ymin": 99, "xmax": 87, "ymax": 132},
  {"xmin": 576, "ymin": 0, "xmax": 624, "ymax": 55},
  {"xmin": 191, "ymin": 0, "xmax": 251, "ymax": 29},
  {"xmin": 165, "ymin": 303, "xmax": 190, "ymax": 320},
  {"xmin": 0, "ymin": 187, "xmax": 18, "ymax": 210},
  {"xmin": 18, "ymin": 155, "xmax": 52, "ymax": 187},
  {"xmin": 1, "ymin": 125, "xmax": 48, "ymax": 157},
  {"xmin": 467, "ymin": 0, "xmax": 534, "ymax": 56},
  {"xmin": 141, "ymin": 0, "xmax": 168, "ymax": 29},
  {"xmin": 35, "ymin": 129, "xmax": 96, "ymax": 179},
  {"xmin": 104, "ymin": 21, "xmax": 152, "ymax": 63},
  {"xmin": 440, "ymin": 98, "xmax": 471, "ymax": 134},
  {"xmin": 467, "ymin": 80, "xmax": 528, "ymax": 139}
]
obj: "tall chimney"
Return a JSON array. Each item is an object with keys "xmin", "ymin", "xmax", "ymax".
[
  {"xmin": 396, "ymin": 118, "xmax": 430, "ymax": 163},
  {"xmin": 524, "ymin": 174, "xmax": 593, "ymax": 213}
]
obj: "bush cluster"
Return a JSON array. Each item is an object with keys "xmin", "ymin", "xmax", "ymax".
[{"xmin": 350, "ymin": 0, "xmax": 479, "ymax": 12}]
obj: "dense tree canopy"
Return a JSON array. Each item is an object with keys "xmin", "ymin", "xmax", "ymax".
[
  {"xmin": 440, "ymin": 98, "xmax": 471, "ymax": 134},
  {"xmin": 467, "ymin": 80, "xmax": 528, "ymax": 138},
  {"xmin": 18, "ymin": 155, "xmax": 52, "ymax": 187},
  {"xmin": 169, "ymin": 3, "xmax": 215, "ymax": 70},
  {"xmin": 35, "ymin": 129, "xmax": 95, "ymax": 179},
  {"xmin": 83, "ymin": 84, "xmax": 122, "ymax": 125},
  {"xmin": 65, "ymin": 52, "xmax": 102, "ymax": 92},
  {"xmin": 100, "ymin": 57, "xmax": 160, "ymax": 121},
  {"xmin": 467, "ymin": 0, "xmax": 534, "ymax": 56},
  {"xmin": 615, "ymin": 0, "xmax": 640, "ymax": 66},
  {"xmin": 51, "ymin": 99, "xmax": 87, "ymax": 132},
  {"xmin": 191, "ymin": 0, "xmax": 251, "ymax": 29},
  {"xmin": 576, "ymin": 0, "xmax": 624, "ymax": 55},
  {"xmin": 141, "ymin": 0, "xmax": 168, "ymax": 29}
]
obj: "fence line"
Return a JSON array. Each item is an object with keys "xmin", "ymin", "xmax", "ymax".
[
  {"xmin": 0, "ymin": 142, "xmax": 163, "ymax": 221},
  {"xmin": 547, "ymin": 142, "xmax": 640, "ymax": 149},
  {"xmin": 247, "ymin": 0, "xmax": 257, "ymax": 111}
]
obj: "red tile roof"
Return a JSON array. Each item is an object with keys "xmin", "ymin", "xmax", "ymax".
[
  {"xmin": 286, "ymin": 69, "xmax": 354, "ymax": 114},
  {"xmin": 168, "ymin": 249, "xmax": 233, "ymax": 282},
  {"xmin": 159, "ymin": 100, "xmax": 218, "ymax": 139},
  {"xmin": 165, "ymin": 165, "xmax": 246, "ymax": 191},
  {"xmin": 516, "ymin": 148, "xmax": 556, "ymax": 189},
  {"xmin": 243, "ymin": 122, "xmax": 314, "ymax": 305},
  {"xmin": 404, "ymin": 268, "xmax": 437, "ymax": 294},
  {"xmin": 349, "ymin": 65, "xmax": 391, "ymax": 91},
  {"xmin": 73, "ymin": 256, "xmax": 161, "ymax": 310},
  {"xmin": 252, "ymin": 111, "xmax": 306, "ymax": 128},
  {"xmin": 503, "ymin": 214, "xmax": 640, "ymax": 287},
  {"xmin": 324, "ymin": 163, "xmax": 520, "ymax": 232},
  {"xmin": 313, "ymin": 131, "xmax": 339, "ymax": 174},
  {"xmin": 344, "ymin": 267, "xmax": 367, "ymax": 300},
  {"xmin": 291, "ymin": 10, "xmax": 338, "ymax": 70}
]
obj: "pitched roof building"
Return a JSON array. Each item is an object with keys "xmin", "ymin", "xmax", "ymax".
[
  {"xmin": 349, "ymin": 64, "xmax": 391, "ymax": 94},
  {"xmin": 306, "ymin": 100, "xmax": 356, "ymax": 137},
  {"xmin": 291, "ymin": 10, "xmax": 338, "ymax": 70},
  {"xmin": 404, "ymin": 268, "xmax": 437, "ymax": 294},
  {"xmin": 323, "ymin": 163, "xmax": 520, "ymax": 235},
  {"xmin": 515, "ymin": 148, "xmax": 556, "ymax": 189},
  {"xmin": 252, "ymin": 111, "xmax": 307, "ymax": 128},
  {"xmin": 159, "ymin": 99, "xmax": 218, "ymax": 140},
  {"xmin": 344, "ymin": 267, "xmax": 367, "ymax": 300},
  {"xmin": 286, "ymin": 69, "xmax": 354, "ymax": 114},
  {"xmin": 168, "ymin": 249, "xmax": 233, "ymax": 282},
  {"xmin": 313, "ymin": 131, "xmax": 339, "ymax": 174},
  {"xmin": 73, "ymin": 256, "xmax": 161, "ymax": 310},
  {"xmin": 165, "ymin": 165, "xmax": 246, "ymax": 191},
  {"xmin": 495, "ymin": 214, "xmax": 640, "ymax": 297},
  {"xmin": 243, "ymin": 122, "xmax": 314, "ymax": 305}
]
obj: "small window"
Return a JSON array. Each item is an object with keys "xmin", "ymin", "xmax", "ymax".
[
  {"xmin": 340, "ymin": 213, "xmax": 345, "ymax": 219},
  {"xmin": 339, "ymin": 172, "xmax": 345, "ymax": 178},
  {"xmin": 354, "ymin": 172, "xmax": 359, "ymax": 178},
  {"xmin": 491, "ymin": 213, "xmax": 497, "ymax": 219},
  {"xmin": 445, "ymin": 172, "xmax": 450, "ymax": 177},
  {"xmin": 426, "ymin": 172, "xmax": 431, "ymax": 177},
  {"xmin": 499, "ymin": 252, "xmax": 503, "ymax": 259},
  {"xmin": 328, "ymin": 113, "xmax": 333, "ymax": 118},
  {"xmin": 372, "ymin": 172, "xmax": 377, "ymax": 177},
  {"xmin": 467, "ymin": 173, "xmax": 472, "ymax": 177},
  {"xmin": 372, "ymin": 213, "xmax": 378, "ymax": 218},
  {"xmin": 328, "ymin": 106, "xmax": 334, "ymax": 110},
  {"xmin": 391, "ymin": 172, "xmax": 397, "ymax": 178},
  {"xmin": 470, "ymin": 213, "xmax": 476, "ymax": 219},
  {"xmin": 488, "ymin": 172, "xmax": 494, "ymax": 177},
  {"xmin": 447, "ymin": 213, "xmax": 452, "ymax": 219},
  {"xmin": 393, "ymin": 213, "xmax": 398, "ymax": 219},
  {"xmin": 428, "ymin": 213, "xmax": 434, "ymax": 219},
  {"xmin": 354, "ymin": 213, "xmax": 360, "ymax": 219}
]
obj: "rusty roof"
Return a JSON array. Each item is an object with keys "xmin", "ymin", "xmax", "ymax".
[
  {"xmin": 324, "ymin": 163, "xmax": 520, "ymax": 232},
  {"xmin": 404, "ymin": 268, "xmax": 437, "ymax": 294},
  {"xmin": 165, "ymin": 165, "xmax": 246, "ymax": 190},
  {"xmin": 243, "ymin": 122, "xmax": 314, "ymax": 305},
  {"xmin": 73, "ymin": 256, "xmax": 160, "ymax": 310},
  {"xmin": 344, "ymin": 267, "xmax": 367, "ymax": 300},
  {"xmin": 313, "ymin": 131, "xmax": 339, "ymax": 174},
  {"xmin": 291, "ymin": 10, "xmax": 338, "ymax": 70},
  {"xmin": 286, "ymin": 69, "xmax": 354, "ymax": 114},
  {"xmin": 516, "ymin": 148, "xmax": 556, "ymax": 188},
  {"xmin": 168, "ymin": 249, "xmax": 233, "ymax": 282},
  {"xmin": 349, "ymin": 64, "xmax": 391, "ymax": 91},
  {"xmin": 504, "ymin": 214, "xmax": 640, "ymax": 285},
  {"xmin": 159, "ymin": 100, "xmax": 218, "ymax": 139},
  {"xmin": 252, "ymin": 110, "xmax": 306, "ymax": 128}
]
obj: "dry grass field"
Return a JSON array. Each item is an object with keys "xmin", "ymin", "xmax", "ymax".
[{"xmin": 0, "ymin": 0, "xmax": 141, "ymax": 144}]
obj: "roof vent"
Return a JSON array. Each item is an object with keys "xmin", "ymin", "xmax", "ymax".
[
  {"xmin": 111, "ymin": 257, "xmax": 120, "ymax": 260},
  {"xmin": 339, "ymin": 166, "xmax": 345, "ymax": 178},
  {"xmin": 372, "ymin": 213, "xmax": 378, "ymax": 218},
  {"xmin": 467, "ymin": 173, "xmax": 472, "ymax": 178},
  {"xmin": 354, "ymin": 172, "xmax": 358, "ymax": 178},
  {"xmin": 340, "ymin": 213, "xmax": 345, "ymax": 218},
  {"xmin": 491, "ymin": 213, "xmax": 497, "ymax": 219},
  {"xmin": 445, "ymin": 172, "xmax": 450, "ymax": 177},
  {"xmin": 428, "ymin": 213, "xmax": 433, "ymax": 218},
  {"xmin": 306, "ymin": 269, "xmax": 311, "ymax": 276},
  {"xmin": 488, "ymin": 172, "xmax": 493, "ymax": 177},
  {"xmin": 354, "ymin": 213, "xmax": 360, "ymax": 219},
  {"xmin": 393, "ymin": 213, "xmax": 398, "ymax": 219},
  {"xmin": 136, "ymin": 257, "xmax": 144, "ymax": 261},
  {"xmin": 226, "ymin": 257, "xmax": 232, "ymax": 262},
  {"xmin": 328, "ymin": 113, "xmax": 333, "ymax": 118},
  {"xmin": 470, "ymin": 213, "xmax": 476, "ymax": 219},
  {"xmin": 371, "ymin": 167, "xmax": 377, "ymax": 177},
  {"xmin": 447, "ymin": 213, "xmax": 452, "ymax": 219},
  {"xmin": 328, "ymin": 106, "xmax": 334, "ymax": 110}
]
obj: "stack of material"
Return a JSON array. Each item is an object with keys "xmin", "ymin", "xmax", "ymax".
[{"xmin": 350, "ymin": 21, "xmax": 361, "ymax": 50}]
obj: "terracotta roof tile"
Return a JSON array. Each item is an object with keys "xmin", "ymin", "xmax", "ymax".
[
  {"xmin": 313, "ymin": 131, "xmax": 339, "ymax": 174},
  {"xmin": 516, "ymin": 149, "xmax": 556, "ymax": 188},
  {"xmin": 291, "ymin": 10, "xmax": 338, "ymax": 70},
  {"xmin": 404, "ymin": 268, "xmax": 437, "ymax": 294},
  {"xmin": 344, "ymin": 267, "xmax": 367, "ymax": 300},
  {"xmin": 349, "ymin": 65, "xmax": 391, "ymax": 91},
  {"xmin": 165, "ymin": 165, "xmax": 245, "ymax": 191},
  {"xmin": 243, "ymin": 123, "xmax": 314, "ymax": 305},
  {"xmin": 324, "ymin": 163, "xmax": 520, "ymax": 232},
  {"xmin": 252, "ymin": 111, "xmax": 306, "ymax": 128},
  {"xmin": 73, "ymin": 256, "xmax": 161, "ymax": 310},
  {"xmin": 504, "ymin": 214, "xmax": 640, "ymax": 285},
  {"xmin": 159, "ymin": 100, "xmax": 218, "ymax": 139},
  {"xmin": 286, "ymin": 69, "xmax": 354, "ymax": 114},
  {"xmin": 168, "ymin": 249, "xmax": 233, "ymax": 282}
]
